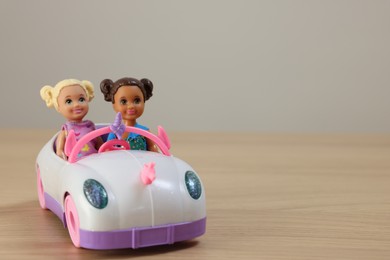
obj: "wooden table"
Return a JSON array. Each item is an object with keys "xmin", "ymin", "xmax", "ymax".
[{"xmin": 1, "ymin": 129, "xmax": 389, "ymax": 259}]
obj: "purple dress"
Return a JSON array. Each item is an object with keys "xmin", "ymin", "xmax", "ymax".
[{"xmin": 62, "ymin": 120, "xmax": 97, "ymax": 158}]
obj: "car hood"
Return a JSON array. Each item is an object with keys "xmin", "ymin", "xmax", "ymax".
[{"xmin": 62, "ymin": 150, "xmax": 200, "ymax": 231}]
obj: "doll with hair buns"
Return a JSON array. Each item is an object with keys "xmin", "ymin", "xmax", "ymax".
[
  {"xmin": 100, "ymin": 77, "xmax": 158, "ymax": 152},
  {"xmin": 40, "ymin": 79, "xmax": 103, "ymax": 159}
]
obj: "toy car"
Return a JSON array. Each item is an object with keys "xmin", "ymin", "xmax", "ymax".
[{"xmin": 35, "ymin": 125, "xmax": 206, "ymax": 249}]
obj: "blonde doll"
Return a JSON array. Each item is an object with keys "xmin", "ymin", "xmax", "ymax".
[{"xmin": 40, "ymin": 79, "xmax": 103, "ymax": 159}]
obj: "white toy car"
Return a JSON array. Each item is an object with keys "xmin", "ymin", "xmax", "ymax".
[{"xmin": 35, "ymin": 125, "xmax": 206, "ymax": 249}]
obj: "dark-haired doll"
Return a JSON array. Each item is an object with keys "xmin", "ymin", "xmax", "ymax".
[{"xmin": 100, "ymin": 77, "xmax": 158, "ymax": 152}]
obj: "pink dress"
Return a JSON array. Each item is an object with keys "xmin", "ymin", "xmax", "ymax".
[{"xmin": 62, "ymin": 120, "xmax": 97, "ymax": 158}]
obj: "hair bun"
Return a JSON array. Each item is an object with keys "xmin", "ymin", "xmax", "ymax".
[
  {"xmin": 140, "ymin": 78, "xmax": 153, "ymax": 100},
  {"xmin": 100, "ymin": 79, "xmax": 114, "ymax": 102}
]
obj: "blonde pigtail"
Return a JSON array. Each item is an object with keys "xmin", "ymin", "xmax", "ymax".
[
  {"xmin": 40, "ymin": 85, "xmax": 55, "ymax": 108},
  {"xmin": 82, "ymin": 80, "xmax": 95, "ymax": 101}
]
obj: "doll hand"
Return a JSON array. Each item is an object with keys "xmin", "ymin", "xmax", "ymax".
[
  {"xmin": 110, "ymin": 112, "xmax": 125, "ymax": 139},
  {"xmin": 56, "ymin": 150, "xmax": 68, "ymax": 160}
]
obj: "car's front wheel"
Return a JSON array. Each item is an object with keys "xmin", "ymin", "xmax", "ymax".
[{"xmin": 64, "ymin": 195, "xmax": 81, "ymax": 248}]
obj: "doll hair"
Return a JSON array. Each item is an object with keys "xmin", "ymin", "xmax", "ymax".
[
  {"xmin": 40, "ymin": 79, "xmax": 95, "ymax": 111},
  {"xmin": 100, "ymin": 77, "xmax": 153, "ymax": 103}
]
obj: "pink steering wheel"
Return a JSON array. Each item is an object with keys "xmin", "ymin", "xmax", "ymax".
[
  {"xmin": 98, "ymin": 139, "xmax": 130, "ymax": 153},
  {"xmin": 67, "ymin": 126, "xmax": 171, "ymax": 163}
]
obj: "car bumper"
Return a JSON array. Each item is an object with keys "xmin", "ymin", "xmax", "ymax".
[
  {"xmin": 79, "ymin": 217, "xmax": 206, "ymax": 250},
  {"xmin": 44, "ymin": 192, "xmax": 206, "ymax": 249}
]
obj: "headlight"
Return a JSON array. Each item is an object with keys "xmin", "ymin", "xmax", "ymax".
[
  {"xmin": 185, "ymin": 171, "xmax": 202, "ymax": 200},
  {"xmin": 83, "ymin": 179, "xmax": 108, "ymax": 209}
]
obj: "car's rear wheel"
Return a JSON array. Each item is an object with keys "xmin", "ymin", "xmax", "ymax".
[
  {"xmin": 36, "ymin": 165, "xmax": 46, "ymax": 209},
  {"xmin": 64, "ymin": 195, "xmax": 81, "ymax": 248}
]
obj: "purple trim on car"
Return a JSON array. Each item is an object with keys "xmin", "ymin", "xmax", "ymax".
[
  {"xmin": 44, "ymin": 192, "xmax": 66, "ymax": 226},
  {"xmin": 44, "ymin": 192, "xmax": 206, "ymax": 249},
  {"xmin": 79, "ymin": 217, "xmax": 206, "ymax": 250}
]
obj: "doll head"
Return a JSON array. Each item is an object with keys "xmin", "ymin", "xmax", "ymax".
[
  {"xmin": 40, "ymin": 79, "xmax": 94, "ymax": 122},
  {"xmin": 100, "ymin": 77, "xmax": 153, "ymax": 103},
  {"xmin": 100, "ymin": 77, "xmax": 153, "ymax": 125}
]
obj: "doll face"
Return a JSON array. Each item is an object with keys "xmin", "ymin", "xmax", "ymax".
[
  {"xmin": 113, "ymin": 85, "xmax": 145, "ymax": 125},
  {"xmin": 57, "ymin": 85, "xmax": 89, "ymax": 122}
]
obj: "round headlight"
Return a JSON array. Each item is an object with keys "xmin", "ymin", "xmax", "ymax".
[
  {"xmin": 83, "ymin": 179, "xmax": 108, "ymax": 209},
  {"xmin": 185, "ymin": 171, "xmax": 202, "ymax": 200}
]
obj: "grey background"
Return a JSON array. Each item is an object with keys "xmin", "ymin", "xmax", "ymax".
[{"xmin": 1, "ymin": 0, "xmax": 389, "ymax": 132}]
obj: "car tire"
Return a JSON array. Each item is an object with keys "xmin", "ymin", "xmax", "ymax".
[
  {"xmin": 64, "ymin": 195, "xmax": 81, "ymax": 248},
  {"xmin": 36, "ymin": 165, "xmax": 46, "ymax": 209}
]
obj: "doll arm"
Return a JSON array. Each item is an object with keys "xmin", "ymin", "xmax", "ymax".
[
  {"xmin": 56, "ymin": 130, "xmax": 67, "ymax": 160},
  {"xmin": 146, "ymin": 137, "xmax": 158, "ymax": 152},
  {"xmin": 95, "ymin": 136, "xmax": 104, "ymax": 150}
]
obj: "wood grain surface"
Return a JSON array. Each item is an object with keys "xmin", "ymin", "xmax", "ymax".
[{"xmin": 0, "ymin": 129, "xmax": 389, "ymax": 259}]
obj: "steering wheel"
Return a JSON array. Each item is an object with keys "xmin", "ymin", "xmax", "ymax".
[
  {"xmin": 67, "ymin": 126, "xmax": 171, "ymax": 163},
  {"xmin": 98, "ymin": 139, "xmax": 130, "ymax": 153}
]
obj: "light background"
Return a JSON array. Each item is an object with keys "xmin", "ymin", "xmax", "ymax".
[{"xmin": 0, "ymin": 0, "xmax": 389, "ymax": 133}]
